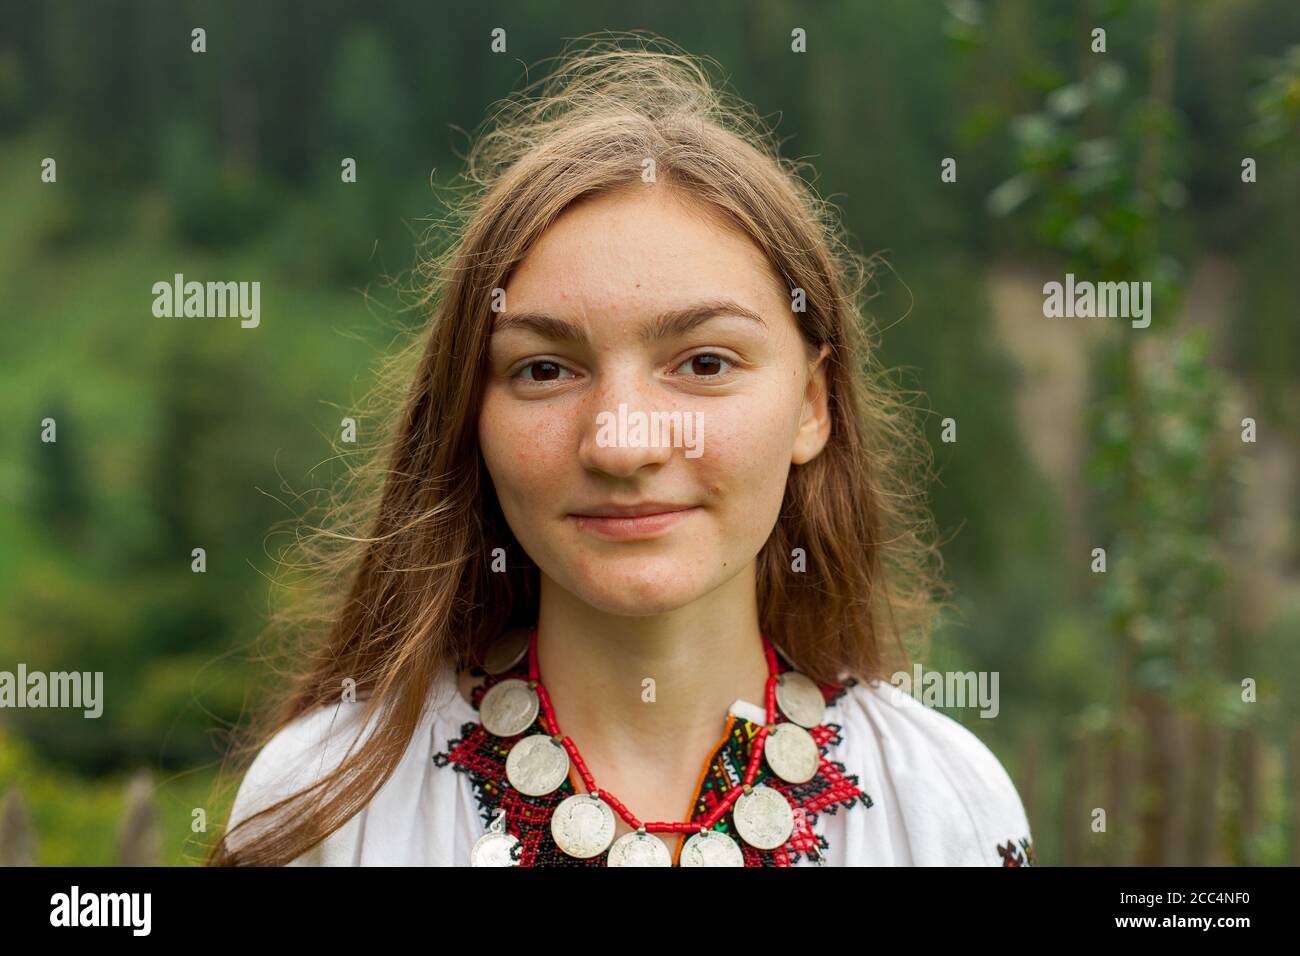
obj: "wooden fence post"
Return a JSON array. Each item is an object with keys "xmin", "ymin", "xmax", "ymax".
[
  {"xmin": 0, "ymin": 788, "xmax": 37, "ymax": 866},
  {"xmin": 118, "ymin": 769, "xmax": 160, "ymax": 866}
]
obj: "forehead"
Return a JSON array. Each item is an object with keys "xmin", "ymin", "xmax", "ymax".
[{"xmin": 503, "ymin": 186, "xmax": 787, "ymax": 321}]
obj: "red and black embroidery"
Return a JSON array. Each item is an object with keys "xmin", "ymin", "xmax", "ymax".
[
  {"xmin": 997, "ymin": 837, "xmax": 1037, "ymax": 866},
  {"xmin": 432, "ymin": 661, "xmax": 871, "ymax": 866},
  {"xmin": 686, "ymin": 703, "xmax": 872, "ymax": 866}
]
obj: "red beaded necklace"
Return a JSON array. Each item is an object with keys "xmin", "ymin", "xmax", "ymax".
[{"xmin": 525, "ymin": 625, "xmax": 783, "ymax": 841}]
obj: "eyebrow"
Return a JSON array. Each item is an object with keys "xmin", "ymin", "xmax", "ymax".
[{"xmin": 489, "ymin": 299, "xmax": 768, "ymax": 345}]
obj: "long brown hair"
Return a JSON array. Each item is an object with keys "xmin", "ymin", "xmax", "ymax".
[{"xmin": 206, "ymin": 33, "xmax": 946, "ymax": 867}]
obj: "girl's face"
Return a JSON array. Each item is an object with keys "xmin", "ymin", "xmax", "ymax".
[{"xmin": 478, "ymin": 186, "xmax": 830, "ymax": 617}]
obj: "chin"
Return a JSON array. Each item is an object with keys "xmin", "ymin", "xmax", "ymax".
[{"xmin": 562, "ymin": 560, "xmax": 714, "ymax": 617}]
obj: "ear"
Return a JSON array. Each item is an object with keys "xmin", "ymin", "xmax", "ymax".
[{"xmin": 791, "ymin": 343, "xmax": 832, "ymax": 465}]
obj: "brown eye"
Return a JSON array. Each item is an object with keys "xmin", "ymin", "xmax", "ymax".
[
  {"xmin": 517, "ymin": 360, "xmax": 574, "ymax": 383},
  {"xmin": 675, "ymin": 353, "xmax": 734, "ymax": 378}
]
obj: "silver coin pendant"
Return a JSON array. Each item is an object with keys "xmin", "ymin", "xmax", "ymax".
[
  {"xmin": 479, "ymin": 678, "xmax": 539, "ymax": 737},
  {"xmin": 550, "ymin": 793, "xmax": 617, "ymax": 859},
  {"xmin": 679, "ymin": 829, "xmax": 745, "ymax": 867},
  {"xmin": 504, "ymin": 733, "xmax": 571, "ymax": 796},
  {"xmin": 733, "ymin": 784, "xmax": 795, "ymax": 850},
  {"xmin": 482, "ymin": 627, "xmax": 531, "ymax": 675},
  {"xmin": 764, "ymin": 722, "xmax": 821, "ymax": 784},
  {"xmin": 606, "ymin": 829, "xmax": 673, "ymax": 867},
  {"xmin": 775, "ymin": 671, "xmax": 827, "ymax": 728},
  {"xmin": 470, "ymin": 808, "xmax": 520, "ymax": 867}
]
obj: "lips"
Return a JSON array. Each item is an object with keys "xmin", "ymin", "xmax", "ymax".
[
  {"xmin": 572, "ymin": 502, "xmax": 695, "ymax": 517},
  {"xmin": 568, "ymin": 503, "xmax": 699, "ymax": 541}
]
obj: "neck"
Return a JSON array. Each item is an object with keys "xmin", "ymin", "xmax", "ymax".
[{"xmin": 534, "ymin": 563, "xmax": 770, "ymax": 770}]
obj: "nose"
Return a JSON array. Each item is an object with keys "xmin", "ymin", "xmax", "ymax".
[{"xmin": 576, "ymin": 364, "xmax": 678, "ymax": 479}]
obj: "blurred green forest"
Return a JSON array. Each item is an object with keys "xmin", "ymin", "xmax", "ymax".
[{"xmin": 0, "ymin": 0, "xmax": 1297, "ymax": 865}]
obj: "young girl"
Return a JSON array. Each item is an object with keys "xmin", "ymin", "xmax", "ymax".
[{"xmin": 211, "ymin": 38, "xmax": 1034, "ymax": 867}]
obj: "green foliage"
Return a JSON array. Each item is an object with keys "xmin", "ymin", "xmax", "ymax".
[
  {"xmin": 160, "ymin": 120, "xmax": 279, "ymax": 247},
  {"xmin": 0, "ymin": 728, "xmax": 221, "ymax": 865}
]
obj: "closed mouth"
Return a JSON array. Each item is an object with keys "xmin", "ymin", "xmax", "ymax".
[{"xmin": 568, "ymin": 505, "xmax": 699, "ymax": 540}]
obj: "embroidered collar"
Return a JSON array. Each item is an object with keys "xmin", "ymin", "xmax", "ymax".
[
  {"xmin": 432, "ymin": 654, "xmax": 873, "ymax": 866},
  {"xmin": 998, "ymin": 837, "xmax": 1037, "ymax": 866}
]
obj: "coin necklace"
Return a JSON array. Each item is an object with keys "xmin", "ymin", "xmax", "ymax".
[{"xmin": 469, "ymin": 626, "xmax": 828, "ymax": 866}]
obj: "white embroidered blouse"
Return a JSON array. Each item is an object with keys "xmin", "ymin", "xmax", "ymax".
[{"xmin": 227, "ymin": 663, "xmax": 1036, "ymax": 867}]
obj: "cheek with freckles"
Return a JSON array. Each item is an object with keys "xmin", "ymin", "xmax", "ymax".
[
  {"xmin": 695, "ymin": 396, "xmax": 800, "ymax": 559},
  {"xmin": 482, "ymin": 393, "xmax": 575, "ymax": 473},
  {"xmin": 479, "ymin": 391, "xmax": 571, "ymax": 540}
]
